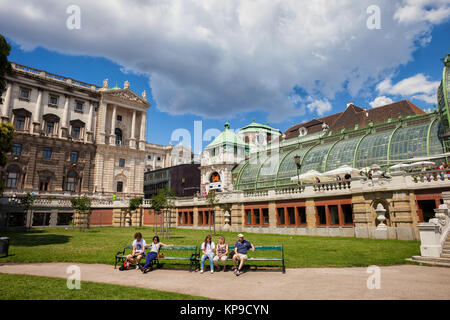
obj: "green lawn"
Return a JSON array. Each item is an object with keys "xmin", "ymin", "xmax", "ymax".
[
  {"xmin": 0, "ymin": 273, "xmax": 209, "ymax": 300},
  {"xmin": 0, "ymin": 227, "xmax": 420, "ymax": 268}
]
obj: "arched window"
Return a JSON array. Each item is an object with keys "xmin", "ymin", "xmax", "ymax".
[
  {"xmin": 66, "ymin": 170, "xmax": 78, "ymax": 192},
  {"xmin": 6, "ymin": 165, "xmax": 20, "ymax": 189},
  {"xmin": 115, "ymin": 128, "xmax": 122, "ymax": 146}
]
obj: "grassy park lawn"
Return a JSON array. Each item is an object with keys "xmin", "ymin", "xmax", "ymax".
[
  {"xmin": 0, "ymin": 227, "xmax": 420, "ymax": 268},
  {"xmin": 0, "ymin": 273, "xmax": 209, "ymax": 300}
]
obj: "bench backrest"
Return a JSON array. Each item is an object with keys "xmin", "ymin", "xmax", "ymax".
[
  {"xmin": 158, "ymin": 245, "xmax": 197, "ymax": 251},
  {"xmin": 228, "ymin": 245, "xmax": 283, "ymax": 251}
]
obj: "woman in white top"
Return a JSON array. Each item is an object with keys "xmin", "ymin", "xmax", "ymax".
[
  {"xmin": 141, "ymin": 235, "xmax": 174, "ymax": 273},
  {"xmin": 200, "ymin": 235, "xmax": 215, "ymax": 274}
]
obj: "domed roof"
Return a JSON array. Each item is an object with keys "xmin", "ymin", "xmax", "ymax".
[
  {"xmin": 205, "ymin": 122, "xmax": 246, "ymax": 149},
  {"xmin": 238, "ymin": 120, "xmax": 282, "ymax": 135}
]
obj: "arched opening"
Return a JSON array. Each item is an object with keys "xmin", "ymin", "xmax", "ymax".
[{"xmin": 372, "ymin": 199, "xmax": 391, "ymax": 227}]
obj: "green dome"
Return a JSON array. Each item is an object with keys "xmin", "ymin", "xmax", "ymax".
[{"xmin": 206, "ymin": 122, "xmax": 246, "ymax": 149}]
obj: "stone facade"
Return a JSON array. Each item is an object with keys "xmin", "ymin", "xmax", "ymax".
[{"xmin": 0, "ymin": 62, "xmax": 150, "ymax": 198}]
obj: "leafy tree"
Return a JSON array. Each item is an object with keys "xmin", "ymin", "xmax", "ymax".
[
  {"xmin": 128, "ymin": 196, "xmax": 143, "ymax": 226},
  {"xmin": 0, "ymin": 123, "xmax": 14, "ymax": 194},
  {"xmin": 0, "ymin": 34, "xmax": 12, "ymax": 105},
  {"xmin": 20, "ymin": 192, "xmax": 35, "ymax": 230},
  {"xmin": 206, "ymin": 189, "xmax": 219, "ymax": 235},
  {"xmin": 70, "ymin": 196, "xmax": 92, "ymax": 232}
]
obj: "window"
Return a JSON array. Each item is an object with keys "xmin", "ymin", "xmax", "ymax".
[
  {"xmin": 253, "ymin": 208, "xmax": 261, "ymax": 225},
  {"xmin": 329, "ymin": 205, "xmax": 340, "ymax": 225},
  {"xmin": 70, "ymin": 152, "xmax": 79, "ymax": 163},
  {"xmin": 316, "ymin": 206, "xmax": 327, "ymax": 225},
  {"xmin": 57, "ymin": 212, "xmax": 73, "ymax": 226},
  {"xmin": 199, "ymin": 211, "xmax": 203, "ymax": 225},
  {"xmin": 32, "ymin": 212, "xmax": 51, "ymax": 226},
  {"xmin": 277, "ymin": 208, "xmax": 285, "ymax": 225},
  {"xmin": 287, "ymin": 207, "xmax": 296, "ymax": 225},
  {"xmin": 117, "ymin": 181, "xmax": 123, "ymax": 192},
  {"xmin": 39, "ymin": 176, "xmax": 49, "ymax": 192},
  {"xmin": 72, "ymin": 127, "xmax": 81, "ymax": 139},
  {"xmin": 66, "ymin": 170, "xmax": 77, "ymax": 192},
  {"xmin": 262, "ymin": 208, "xmax": 269, "ymax": 225},
  {"xmin": 297, "ymin": 207, "xmax": 307, "ymax": 225},
  {"xmin": 246, "ymin": 209, "xmax": 252, "ymax": 225},
  {"xmin": 43, "ymin": 147, "xmax": 52, "ymax": 159},
  {"xmin": 119, "ymin": 158, "xmax": 125, "ymax": 167},
  {"xmin": 46, "ymin": 122, "xmax": 54, "ymax": 135},
  {"xmin": 115, "ymin": 128, "xmax": 122, "ymax": 145},
  {"xmin": 20, "ymin": 88, "xmax": 30, "ymax": 99},
  {"xmin": 49, "ymin": 95, "xmax": 58, "ymax": 106},
  {"xmin": 342, "ymin": 204, "xmax": 353, "ymax": 224},
  {"xmin": 157, "ymin": 157, "xmax": 161, "ymax": 161},
  {"xmin": 75, "ymin": 101, "xmax": 84, "ymax": 112},
  {"xmin": 147, "ymin": 155, "xmax": 152, "ymax": 160},
  {"xmin": 15, "ymin": 116, "xmax": 25, "ymax": 130},
  {"xmin": 6, "ymin": 165, "xmax": 20, "ymax": 189},
  {"xmin": 12, "ymin": 144, "xmax": 21, "ymax": 156},
  {"xmin": 117, "ymin": 115, "xmax": 122, "ymax": 121}
]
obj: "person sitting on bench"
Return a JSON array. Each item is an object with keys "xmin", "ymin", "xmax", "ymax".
[
  {"xmin": 200, "ymin": 234, "xmax": 215, "ymax": 274},
  {"xmin": 141, "ymin": 235, "xmax": 173, "ymax": 273},
  {"xmin": 233, "ymin": 233, "xmax": 255, "ymax": 276},
  {"xmin": 126, "ymin": 232, "xmax": 146, "ymax": 270},
  {"xmin": 213, "ymin": 236, "xmax": 229, "ymax": 271}
]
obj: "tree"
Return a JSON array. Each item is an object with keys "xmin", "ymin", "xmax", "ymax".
[
  {"xmin": 0, "ymin": 34, "xmax": 12, "ymax": 105},
  {"xmin": 0, "ymin": 123, "xmax": 14, "ymax": 194},
  {"xmin": 20, "ymin": 192, "xmax": 35, "ymax": 230},
  {"xmin": 128, "ymin": 196, "xmax": 143, "ymax": 226},
  {"xmin": 206, "ymin": 189, "xmax": 219, "ymax": 236},
  {"xmin": 70, "ymin": 196, "xmax": 92, "ymax": 232},
  {"xmin": 149, "ymin": 187, "xmax": 176, "ymax": 239}
]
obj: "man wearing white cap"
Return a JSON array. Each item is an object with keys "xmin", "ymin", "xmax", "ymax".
[{"xmin": 233, "ymin": 233, "xmax": 254, "ymax": 276}]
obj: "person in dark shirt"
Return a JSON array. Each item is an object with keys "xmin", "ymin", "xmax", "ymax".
[{"xmin": 232, "ymin": 234, "xmax": 254, "ymax": 276}]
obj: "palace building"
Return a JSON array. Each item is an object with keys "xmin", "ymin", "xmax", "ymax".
[
  {"xmin": 1, "ymin": 54, "xmax": 450, "ymax": 241},
  {"xmin": 0, "ymin": 62, "xmax": 150, "ymax": 200}
]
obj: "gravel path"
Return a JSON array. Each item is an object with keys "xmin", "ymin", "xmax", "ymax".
[{"xmin": 1, "ymin": 262, "xmax": 449, "ymax": 300}]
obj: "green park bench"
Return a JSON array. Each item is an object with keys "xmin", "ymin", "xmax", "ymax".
[
  {"xmin": 114, "ymin": 245, "xmax": 199, "ymax": 272},
  {"xmin": 227, "ymin": 245, "xmax": 286, "ymax": 273}
]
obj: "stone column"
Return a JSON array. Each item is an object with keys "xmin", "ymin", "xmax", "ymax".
[
  {"xmin": 32, "ymin": 89, "xmax": 43, "ymax": 134},
  {"xmin": 1, "ymin": 82, "xmax": 12, "ymax": 122},
  {"xmin": 60, "ymin": 95, "xmax": 71, "ymax": 138},
  {"xmin": 96, "ymin": 100, "xmax": 107, "ymax": 144},
  {"xmin": 130, "ymin": 109, "xmax": 136, "ymax": 148},
  {"xmin": 86, "ymin": 101, "xmax": 94, "ymax": 143},
  {"xmin": 110, "ymin": 105, "xmax": 117, "ymax": 145},
  {"xmin": 139, "ymin": 111, "xmax": 147, "ymax": 150}
]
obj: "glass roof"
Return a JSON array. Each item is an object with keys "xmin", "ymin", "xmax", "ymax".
[{"xmin": 232, "ymin": 119, "xmax": 444, "ymax": 190}]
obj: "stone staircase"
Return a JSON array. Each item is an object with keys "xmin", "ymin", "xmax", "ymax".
[{"xmin": 412, "ymin": 233, "xmax": 450, "ymax": 267}]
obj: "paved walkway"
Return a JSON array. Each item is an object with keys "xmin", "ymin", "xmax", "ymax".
[{"xmin": 1, "ymin": 262, "xmax": 450, "ymax": 299}]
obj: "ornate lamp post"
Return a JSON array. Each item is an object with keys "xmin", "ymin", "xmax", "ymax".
[{"xmin": 294, "ymin": 155, "xmax": 301, "ymax": 185}]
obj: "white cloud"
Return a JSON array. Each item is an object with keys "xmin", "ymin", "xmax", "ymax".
[
  {"xmin": 394, "ymin": 0, "xmax": 450, "ymax": 24},
  {"xmin": 305, "ymin": 98, "xmax": 332, "ymax": 116},
  {"xmin": 0, "ymin": 0, "xmax": 448, "ymax": 122},
  {"xmin": 375, "ymin": 73, "xmax": 440, "ymax": 104},
  {"xmin": 369, "ymin": 96, "xmax": 394, "ymax": 108}
]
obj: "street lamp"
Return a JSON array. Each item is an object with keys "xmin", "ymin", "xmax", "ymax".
[{"xmin": 294, "ymin": 154, "xmax": 301, "ymax": 185}]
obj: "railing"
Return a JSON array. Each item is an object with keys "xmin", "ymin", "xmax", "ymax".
[
  {"xmin": 275, "ymin": 186, "xmax": 305, "ymax": 194},
  {"xmin": 244, "ymin": 190, "xmax": 269, "ymax": 198},
  {"xmin": 312, "ymin": 180, "xmax": 351, "ymax": 191},
  {"xmin": 408, "ymin": 169, "xmax": 450, "ymax": 183},
  {"xmin": 12, "ymin": 62, "xmax": 101, "ymax": 91},
  {"xmin": 417, "ymin": 203, "xmax": 450, "ymax": 257}
]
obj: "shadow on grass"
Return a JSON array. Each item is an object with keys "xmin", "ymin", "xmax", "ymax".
[{"xmin": 3, "ymin": 229, "xmax": 71, "ymax": 247}]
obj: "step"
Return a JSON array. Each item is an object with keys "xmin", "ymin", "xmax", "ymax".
[
  {"xmin": 410, "ymin": 256, "xmax": 450, "ymax": 268},
  {"xmin": 442, "ymin": 249, "xmax": 450, "ymax": 254},
  {"xmin": 441, "ymin": 253, "xmax": 450, "ymax": 259}
]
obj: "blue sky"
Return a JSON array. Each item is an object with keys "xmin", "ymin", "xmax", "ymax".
[{"xmin": 1, "ymin": 1, "xmax": 449, "ymax": 152}]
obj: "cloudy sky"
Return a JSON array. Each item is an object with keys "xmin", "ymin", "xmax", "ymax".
[{"xmin": 0, "ymin": 0, "xmax": 449, "ymax": 150}]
